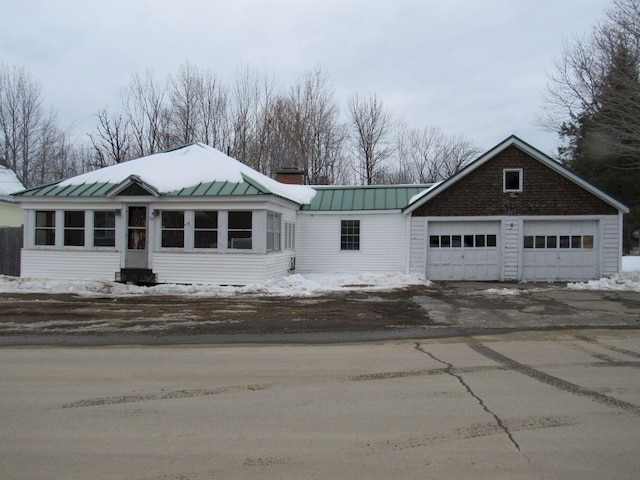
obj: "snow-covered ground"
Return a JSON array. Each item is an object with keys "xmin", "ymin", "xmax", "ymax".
[
  {"xmin": 1, "ymin": 257, "xmax": 639, "ymax": 297},
  {"xmin": 0, "ymin": 272, "xmax": 430, "ymax": 298},
  {"xmin": 567, "ymin": 256, "xmax": 640, "ymax": 293}
]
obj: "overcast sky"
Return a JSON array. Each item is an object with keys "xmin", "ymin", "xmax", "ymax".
[{"xmin": 2, "ymin": 0, "xmax": 613, "ymax": 156}]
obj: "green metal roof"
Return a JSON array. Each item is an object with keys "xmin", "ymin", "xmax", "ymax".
[
  {"xmin": 16, "ymin": 174, "xmax": 272, "ymax": 199},
  {"xmin": 303, "ymin": 185, "xmax": 433, "ymax": 211}
]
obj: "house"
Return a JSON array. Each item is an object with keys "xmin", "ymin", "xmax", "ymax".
[
  {"xmin": 14, "ymin": 136, "xmax": 629, "ymax": 284},
  {"xmin": 16, "ymin": 144, "xmax": 314, "ymax": 284},
  {"xmin": 0, "ymin": 163, "xmax": 25, "ymax": 227}
]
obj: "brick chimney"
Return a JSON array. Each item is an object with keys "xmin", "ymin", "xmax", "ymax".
[{"xmin": 275, "ymin": 168, "xmax": 306, "ymax": 185}]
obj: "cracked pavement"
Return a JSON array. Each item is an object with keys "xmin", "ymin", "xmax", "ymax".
[{"xmin": 2, "ymin": 329, "xmax": 640, "ymax": 479}]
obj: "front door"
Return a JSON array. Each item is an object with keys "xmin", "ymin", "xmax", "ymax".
[{"xmin": 125, "ymin": 206, "xmax": 148, "ymax": 269}]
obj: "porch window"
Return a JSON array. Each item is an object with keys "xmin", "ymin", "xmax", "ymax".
[
  {"xmin": 194, "ymin": 211, "xmax": 218, "ymax": 249},
  {"xmin": 284, "ymin": 222, "xmax": 295, "ymax": 250},
  {"xmin": 341, "ymin": 220, "xmax": 360, "ymax": 251},
  {"xmin": 94, "ymin": 211, "xmax": 116, "ymax": 247},
  {"xmin": 64, "ymin": 211, "xmax": 85, "ymax": 246},
  {"xmin": 35, "ymin": 210, "xmax": 55, "ymax": 246},
  {"xmin": 267, "ymin": 212, "xmax": 281, "ymax": 252},
  {"xmin": 228, "ymin": 211, "xmax": 252, "ymax": 249},
  {"xmin": 161, "ymin": 211, "xmax": 184, "ymax": 248}
]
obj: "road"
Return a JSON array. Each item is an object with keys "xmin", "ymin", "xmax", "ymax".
[{"xmin": 1, "ymin": 329, "xmax": 639, "ymax": 479}]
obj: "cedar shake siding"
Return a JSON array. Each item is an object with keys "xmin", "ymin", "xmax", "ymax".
[{"xmin": 412, "ymin": 145, "xmax": 618, "ymax": 217}]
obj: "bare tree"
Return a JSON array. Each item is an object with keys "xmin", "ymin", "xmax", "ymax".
[
  {"xmin": 122, "ymin": 71, "xmax": 170, "ymax": 157},
  {"xmin": 541, "ymin": 0, "xmax": 640, "ymax": 164},
  {"xmin": 347, "ymin": 92, "xmax": 393, "ymax": 185},
  {"xmin": 168, "ymin": 61, "xmax": 202, "ymax": 145},
  {"xmin": 198, "ymin": 68, "xmax": 229, "ymax": 150},
  {"xmin": 88, "ymin": 107, "xmax": 131, "ymax": 167},
  {"xmin": 268, "ymin": 67, "xmax": 348, "ymax": 184},
  {"xmin": 393, "ymin": 122, "xmax": 478, "ymax": 184},
  {"xmin": 228, "ymin": 66, "xmax": 277, "ymax": 172},
  {"xmin": 0, "ymin": 63, "xmax": 75, "ymax": 187}
]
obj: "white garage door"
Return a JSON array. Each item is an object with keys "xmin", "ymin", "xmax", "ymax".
[
  {"xmin": 426, "ymin": 222, "xmax": 501, "ymax": 280},
  {"xmin": 522, "ymin": 220, "xmax": 597, "ymax": 281}
]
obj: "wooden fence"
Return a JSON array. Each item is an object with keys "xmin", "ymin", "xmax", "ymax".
[{"xmin": 0, "ymin": 227, "xmax": 22, "ymax": 276}]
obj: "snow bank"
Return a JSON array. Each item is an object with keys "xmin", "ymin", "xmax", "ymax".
[
  {"xmin": 0, "ymin": 272, "xmax": 430, "ymax": 298},
  {"xmin": 567, "ymin": 256, "xmax": 640, "ymax": 292}
]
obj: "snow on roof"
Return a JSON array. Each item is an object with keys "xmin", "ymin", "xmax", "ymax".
[
  {"xmin": 0, "ymin": 164, "xmax": 25, "ymax": 197},
  {"xmin": 58, "ymin": 143, "xmax": 316, "ymax": 205},
  {"xmin": 408, "ymin": 181, "xmax": 442, "ymax": 206}
]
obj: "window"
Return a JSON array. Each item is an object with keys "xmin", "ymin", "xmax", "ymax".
[
  {"xmin": 228, "ymin": 211, "xmax": 252, "ymax": 249},
  {"xmin": 35, "ymin": 211, "xmax": 55, "ymax": 246},
  {"xmin": 284, "ymin": 222, "xmax": 296, "ymax": 250},
  {"xmin": 429, "ymin": 234, "xmax": 497, "ymax": 248},
  {"xmin": 94, "ymin": 211, "xmax": 116, "ymax": 247},
  {"xmin": 341, "ymin": 220, "xmax": 360, "ymax": 250},
  {"xmin": 267, "ymin": 212, "xmax": 281, "ymax": 252},
  {"xmin": 161, "ymin": 211, "xmax": 184, "ymax": 248},
  {"xmin": 503, "ymin": 169, "xmax": 523, "ymax": 192},
  {"xmin": 524, "ymin": 234, "xmax": 594, "ymax": 249},
  {"xmin": 194, "ymin": 211, "xmax": 218, "ymax": 249},
  {"xmin": 64, "ymin": 211, "xmax": 85, "ymax": 246}
]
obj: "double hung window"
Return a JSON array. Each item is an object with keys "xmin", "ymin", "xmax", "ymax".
[
  {"xmin": 267, "ymin": 213, "xmax": 281, "ymax": 252},
  {"xmin": 341, "ymin": 220, "xmax": 360, "ymax": 251},
  {"xmin": 94, "ymin": 211, "xmax": 116, "ymax": 247},
  {"xmin": 228, "ymin": 211, "xmax": 252, "ymax": 249},
  {"xmin": 161, "ymin": 211, "xmax": 184, "ymax": 248},
  {"xmin": 35, "ymin": 211, "xmax": 56, "ymax": 246},
  {"xmin": 64, "ymin": 211, "xmax": 85, "ymax": 246},
  {"xmin": 194, "ymin": 211, "xmax": 218, "ymax": 249}
]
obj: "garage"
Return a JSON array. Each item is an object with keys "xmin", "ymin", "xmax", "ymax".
[
  {"xmin": 426, "ymin": 221, "xmax": 501, "ymax": 280},
  {"xmin": 522, "ymin": 220, "xmax": 598, "ymax": 281}
]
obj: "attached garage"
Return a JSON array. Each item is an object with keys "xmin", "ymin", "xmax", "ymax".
[
  {"xmin": 426, "ymin": 221, "xmax": 501, "ymax": 280},
  {"xmin": 522, "ymin": 220, "xmax": 598, "ymax": 281},
  {"xmin": 406, "ymin": 136, "xmax": 628, "ymax": 283}
]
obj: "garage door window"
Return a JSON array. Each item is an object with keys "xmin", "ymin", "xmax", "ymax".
[
  {"xmin": 524, "ymin": 235, "xmax": 593, "ymax": 249},
  {"xmin": 430, "ymin": 234, "xmax": 496, "ymax": 248}
]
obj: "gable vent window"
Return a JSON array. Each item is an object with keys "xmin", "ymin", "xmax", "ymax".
[{"xmin": 503, "ymin": 169, "xmax": 523, "ymax": 192}]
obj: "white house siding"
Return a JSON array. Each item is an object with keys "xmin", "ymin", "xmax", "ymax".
[
  {"xmin": 295, "ymin": 212, "xmax": 408, "ymax": 274},
  {"xmin": 409, "ymin": 217, "xmax": 426, "ymax": 275},
  {"xmin": 601, "ymin": 215, "xmax": 623, "ymax": 277},
  {"xmin": 502, "ymin": 219, "xmax": 521, "ymax": 281},
  {"xmin": 265, "ymin": 252, "xmax": 295, "ymax": 280},
  {"xmin": 153, "ymin": 252, "xmax": 268, "ymax": 285},
  {"xmin": 21, "ymin": 249, "xmax": 120, "ymax": 281}
]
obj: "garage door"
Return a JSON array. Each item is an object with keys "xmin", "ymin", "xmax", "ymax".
[
  {"xmin": 522, "ymin": 220, "xmax": 597, "ymax": 281},
  {"xmin": 426, "ymin": 222, "xmax": 501, "ymax": 280}
]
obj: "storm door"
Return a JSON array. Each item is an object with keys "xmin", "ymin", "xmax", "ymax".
[{"xmin": 125, "ymin": 206, "xmax": 148, "ymax": 269}]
